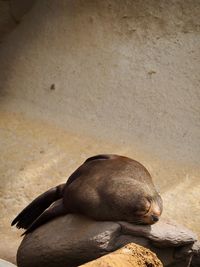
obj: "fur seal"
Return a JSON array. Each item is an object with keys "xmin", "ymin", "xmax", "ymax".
[{"xmin": 12, "ymin": 154, "xmax": 163, "ymax": 234}]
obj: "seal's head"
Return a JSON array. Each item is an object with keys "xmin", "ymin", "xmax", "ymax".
[{"xmin": 130, "ymin": 194, "xmax": 163, "ymax": 225}]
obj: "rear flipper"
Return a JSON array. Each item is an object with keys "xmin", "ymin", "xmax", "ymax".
[
  {"xmin": 11, "ymin": 183, "xmax": 65, "ymax": 230},
  {"xmin": 22, "ymin": 199, "xmax": 66, "ymax": 235}
]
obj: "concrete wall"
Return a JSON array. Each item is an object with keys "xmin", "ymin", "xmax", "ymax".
[{"xmin": 0, "ymin": 0, "xmax": 199, "ymax": 263}]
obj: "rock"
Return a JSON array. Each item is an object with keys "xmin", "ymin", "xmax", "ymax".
[
  {"xmin": 119, "ymin": 218, "xmax": 198, "ymax": 247},
  {"xmin": 17, "ymin": 215, "xmax": 121, "ymax": 267},
  {"xmin": 80, "ymin": 243, "xmax": 163, "ymax": 267},
  {"xmin": 17, "ymin": 214, "xmax": 200, "ymax": 267},
  {"xmin": 0, "ymin": 259, "xmax": 17, "ymax": 267}
]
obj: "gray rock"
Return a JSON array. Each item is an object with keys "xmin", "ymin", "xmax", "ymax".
[
  {"xmin": 0, "ymin": 259, "xmax": 17, "ymax": 267},
  {"xmin": 17, "ymin": 215, "xmax": 121, "ymax": 267},
  {"xmin": 119, "ymin": 218, "xmax": 198, "ymax": 247},
  {"xmin": 17, "ymin": 214, "xmax": 200, "ymax": 267}
]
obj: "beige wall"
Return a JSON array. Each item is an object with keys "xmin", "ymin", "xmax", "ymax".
[
  {"xmin": 1, "ymin": 0, "xmax": 200, "ymax": 164},
  {"xmin": 0, "ymin": 0, "xmax": 199, "ymax": 263}
]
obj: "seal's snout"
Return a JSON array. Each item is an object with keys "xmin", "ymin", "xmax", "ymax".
[
  {"xmin": 151, "ymin": 214, "xmax": 159, "ymax": 222},
  {"xmin": 141, "ymin": 196, "xmax": 162, "ymax": 225}
]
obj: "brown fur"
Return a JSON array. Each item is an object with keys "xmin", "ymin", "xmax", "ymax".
[
  {"xmin": 64, "ymin": 154, "xmax": 163, "ymax": 224},
  {"xmin": 12, "ymin": 154, "xmax": 163, "ymax": 234}
]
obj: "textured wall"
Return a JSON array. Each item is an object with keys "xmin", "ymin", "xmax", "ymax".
[
  {"xmin": 0, "ymin": 0, "xmax": 199, "ymax": 264},
  {"xmin": 0, "ymin": 0, "xmax": 200, "ymax": 164}
]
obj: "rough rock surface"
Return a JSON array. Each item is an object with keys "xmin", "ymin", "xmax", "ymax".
[
  {"xmin": 119, "ymin": 220, "xmax": 197, "ymax": 247},
  {"xmin": 17, "ymin": 214, "xmax": 200, "ymax": 267},
  {"xmin": 80, "ymin": 243, "xmax": 163, "ymax": 267}
]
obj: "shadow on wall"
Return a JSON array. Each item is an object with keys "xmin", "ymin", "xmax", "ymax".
[{"xmin": 0, "ymin": 0, "xmax": 36, "ymax": 41}]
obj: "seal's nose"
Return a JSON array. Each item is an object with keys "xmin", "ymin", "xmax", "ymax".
[{"xmin": 151, "ymin": 215, "xmax": 159, "ymax": 222}]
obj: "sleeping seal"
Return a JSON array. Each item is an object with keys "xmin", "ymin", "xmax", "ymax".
[{"xmin": 12, "ymin": 154, "xmax": 163, "ymax": 234}]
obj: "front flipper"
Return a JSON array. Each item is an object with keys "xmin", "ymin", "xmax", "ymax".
[
  {"xmin": 23, "ymin": 199, "xmax": 66, "ymax": 235},
  {"xmin": 12, "ymin": 183, "xmax": 65, "ymax": 230}
]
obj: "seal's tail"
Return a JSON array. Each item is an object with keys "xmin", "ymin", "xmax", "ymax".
[{"xmin": 11, "ymin": 183, "xmax": 66, "ymax": 232}]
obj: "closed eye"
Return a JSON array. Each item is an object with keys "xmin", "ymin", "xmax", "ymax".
[{"xmin": 134, "ymin": 200, "xmax": 151, "ymax": 216}]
